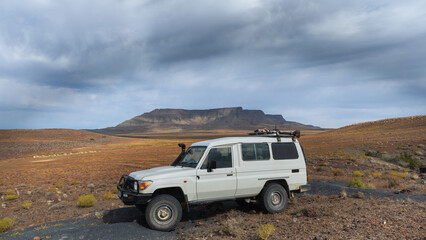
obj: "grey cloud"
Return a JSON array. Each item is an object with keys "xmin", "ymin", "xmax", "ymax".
[{"xmin": 0, "ymin": 0, "xmax": 425, "ymax": 129}]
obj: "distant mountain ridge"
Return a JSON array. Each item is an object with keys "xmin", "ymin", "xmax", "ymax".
[{"xmin": 93, "ymin": 107, "xmax": 320, "ymax": 134}]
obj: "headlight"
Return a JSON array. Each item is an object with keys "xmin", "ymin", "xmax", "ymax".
[{"xmin": 133, "ymin": 181, "xmax": 138, "ymax": 191}]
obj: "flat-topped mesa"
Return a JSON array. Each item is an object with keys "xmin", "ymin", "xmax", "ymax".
[{"xmin": 116, "ymin": 107, "xmax": 286, "ymax": 129}]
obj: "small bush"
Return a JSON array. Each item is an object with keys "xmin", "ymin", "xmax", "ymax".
[
  {"xmin": 4, "ymin": 190, "xmax": 14, "ymax": 195},
  {"xmin": 0, "ymin": 217, "xmax": 14, "ymax": 233},
  {"xmin": 320, "ymin": 162, "xmax": 328, "ymax": 166},
  {"xmin": 5, "ymin": 195, "xmax": 17, "ymax": 201},
  {"xmin": 103, "ymin": 192, "xmax": 115, "ymax": 200},
  {"xmin": 369, "ymin": 172, "xmax": 382, "ymax": 178},
  {"xmin": 112, "ymin": 186, "xmax": 118, "ymax": 194},
  {"xmin": 56, "ymin": 181, "xmax": 64, "ymax": 188},
  {"xmin": 351, "ymin": 192, "xmax": 365, "ymax": 199},
  {"xmin": 22, "ymin": 200, "xmax": 32, "ymax": 209},
  {"xmin": 77, "ymin": 194, "xmax": 97, "ymax": 207},
  {"xmin": 48, "ymin": 186, "xmax": 57, "ymax": 192},
  {"xmin": 365, "ymin": 150, "xmax": 384, "ymax": 158},
  {"xmin": 389, "ymin": 171, "xmax": 407, "ymax": 180},
  {"xmin": 258, "ymin": 224, "xmax": 276, "ymax": 240},
  {"xmin": 331, "ymin": 168, "xmax": 344, "ymax": 176},
  {"xmin": 353, "ymin": 171, "xmax": 364, "ymax": 177},
  {"xmin": 347, "ymin": 178, "xmax": 371, "ymax": 189},
  {"xmin": 71, "ymin": 180, "xmax": 79, "ymax": 185}
]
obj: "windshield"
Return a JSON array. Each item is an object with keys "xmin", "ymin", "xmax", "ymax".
[{"xmin": 175, "ymin": 146, "xmax": 207, "ymax": 168}]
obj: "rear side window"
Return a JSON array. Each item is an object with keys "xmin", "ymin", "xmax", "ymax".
[
  {"xmin": 272, "ymin": 143, "xmax": 299, "ymax": 160},
  {"xmin": 241, "ymin": 143, "xmax": 270, "ymax": 161}
]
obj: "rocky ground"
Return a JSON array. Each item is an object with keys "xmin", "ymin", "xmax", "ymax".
[{"xmin": 0, "ymin": 116, "xmax": 425, "ymax": 238}]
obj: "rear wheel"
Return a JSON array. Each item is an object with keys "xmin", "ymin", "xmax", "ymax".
[
  {"xmin": 145, "ymin": 194, "xmax": 182, "ymax": 231},
  {"xmin": 260, "ymin": 183, "xmax": 288, "ymax": 213}
]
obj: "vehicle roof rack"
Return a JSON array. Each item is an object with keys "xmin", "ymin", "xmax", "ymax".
[{"xmin": 249, "ymin": 128, "xmax": 300, "ymax": 142}]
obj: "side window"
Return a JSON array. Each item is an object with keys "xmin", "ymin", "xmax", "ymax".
[
  {"xmin": 201, "ymin": 147, "xmax": 232, "ymax": 169},
  {"xmin": 241, "ymin": 143, "xmax": 270, "ymax": 161},
  {"xmin": 272, "ymin": 143, "xmax": 299, "ymax": 160}
]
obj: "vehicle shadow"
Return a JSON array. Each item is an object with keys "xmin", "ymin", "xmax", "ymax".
[
  {"xmin": 102, "ymin": 206, "xmax": 149, "ymax": 228},
  {"xmin": 102, "ymin": 201, "xmax": 263, "ymax": 227}
]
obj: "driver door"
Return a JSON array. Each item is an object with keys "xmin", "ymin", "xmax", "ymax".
[{"xmin": 196, "ymin": 146, "xmax": 237, "ymax": 201}]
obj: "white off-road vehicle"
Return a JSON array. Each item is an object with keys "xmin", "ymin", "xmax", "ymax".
[{"xmin": 117, "ymin": 130, "xmax": 310, "ymax": 231}]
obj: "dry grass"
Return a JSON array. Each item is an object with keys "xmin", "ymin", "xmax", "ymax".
[
  {"xmin": 389, "ymin": 171, "xmax": 407, "ymax": 180},
  {"xmin": 352, "ymin": 170, "xmax": 364, "ymax": 177},
  {"xmin": 258, "ymin": 224, "xmax": 276, "ymax": 240},
  {"xmin": 22, "ymin": 200, "xmax": 32, "ymax": 209},
  {"xmin": 4, "ymin": 190, "xmax": 15, "ymax": 195},
  {"xmin": 103, "ymin": 192, "xmax": 115, "ymax": 200}
]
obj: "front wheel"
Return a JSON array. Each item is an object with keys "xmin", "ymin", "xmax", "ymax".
[
  {"xmin": 260, "ymin": 183, "xmax": 288, "ymax": 213},
  {"xmin": 145, "ymin": 194, "xmax": 182, "ymax": 231}
]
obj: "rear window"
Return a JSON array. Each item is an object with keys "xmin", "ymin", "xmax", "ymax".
[
  {"xmin": 241, "ymin": 143, "xmax": 270, "ymax": 161},
  {"xmin": 272, "ymin": 143, "xmax": 299, "ymax": 160}
]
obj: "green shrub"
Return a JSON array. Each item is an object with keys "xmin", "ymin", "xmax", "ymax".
[
  {"xmin": 77, "ymin": 194, "xmax": 97, "ymax": 207},
  {"xmin": 258, "ymin": 224, "xmax": 276, "ymax": 240},
  {"xmin": 385, "ymin": 153, "xmax": 421, "ymax": 169},
  {"xmin": 365, "ymin": 150, "xmax": 384, "ymax": 158},
  {"xmin": 5, "ymin": 195, "xmax": 17, "ymax": 201},
  {"xmin": 71, "ymin": 180, "xmax": 79, "ymax": 185},
  {"xmin": 353, "ymin": 171, "xmax": 364, "ymax": 177},
  {"xmin": 347, "ymin": 178, "xmax": 371, "ymax": 189},
  {"xmin": 112, "ymin": 186, "xmax": 118, "ymax": 194},
  {"xmin": 0, "ymin": 217, "xmax": 14, "ymax": 233}
]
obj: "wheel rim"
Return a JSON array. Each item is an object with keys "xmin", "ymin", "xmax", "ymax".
[
  {"xmin": 155, "ymin": 204, "xmax": 173, "ymax": 223},
  {"xmin": 270, "ymin": 191, "xmax": 282, "ymax": 206}
]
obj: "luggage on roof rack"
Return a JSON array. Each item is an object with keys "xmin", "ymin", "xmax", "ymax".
[{"xmin": 249, "ymin": 128, "xmax": 300, "ymax": 141}]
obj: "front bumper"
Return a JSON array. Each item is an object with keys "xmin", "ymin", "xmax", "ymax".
[{"xmin": 117, "ymin": 175, "xmax": 152, "ymax": 205}]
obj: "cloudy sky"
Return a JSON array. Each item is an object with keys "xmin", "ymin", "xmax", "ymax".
[{"xmin": 0, "ymin": 0, "xmax": 425, "ymax": 129}]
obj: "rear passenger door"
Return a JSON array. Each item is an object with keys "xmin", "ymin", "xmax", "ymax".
[{"xmin": 196, "ymin": 146, "xmax": 237, "ymax": 201}]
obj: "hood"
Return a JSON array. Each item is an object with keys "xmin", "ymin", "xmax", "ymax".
[{"xmin": 129, "ymin": 166, "xmax": 195, "ymax": 180}]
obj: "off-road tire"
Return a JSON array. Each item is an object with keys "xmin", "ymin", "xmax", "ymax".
[
  {"xmin": 145, "ymin": 194, "xmax": 182, "ymax": 231},
  {"xmin": 259, "ymin": 183, "xmax": 288, "ymax": 213}
]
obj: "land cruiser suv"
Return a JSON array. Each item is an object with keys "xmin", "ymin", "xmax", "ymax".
[{"xmin": 117, "ymin": 130, "xmax": 309, "ymax": 231}]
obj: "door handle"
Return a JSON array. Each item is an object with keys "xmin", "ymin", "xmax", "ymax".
[
  {"xmin": 227, "ymin": 173, "xmax": 233, "ymax": 176},
  {"xmin": 197, "ymin": 176, "xmax": 200, "ymax": 180}
]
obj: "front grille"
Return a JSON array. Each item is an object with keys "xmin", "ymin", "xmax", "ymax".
[{"xmin": 118, "ymin": 175, "xmax": 138, "ymax": 193}]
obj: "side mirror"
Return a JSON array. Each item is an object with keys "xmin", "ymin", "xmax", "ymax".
[
  {"xmin": 207, "ymin": 160, "xmax": 216, "ymax": 172},
  {"xmin": 178, "ymin": 143, "xmax": 186, "ymax": 153}
]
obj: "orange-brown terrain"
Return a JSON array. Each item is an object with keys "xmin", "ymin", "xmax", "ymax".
[{"xmin": 0, "ymin": 116, "xmax": 425, "ymax": 239}]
